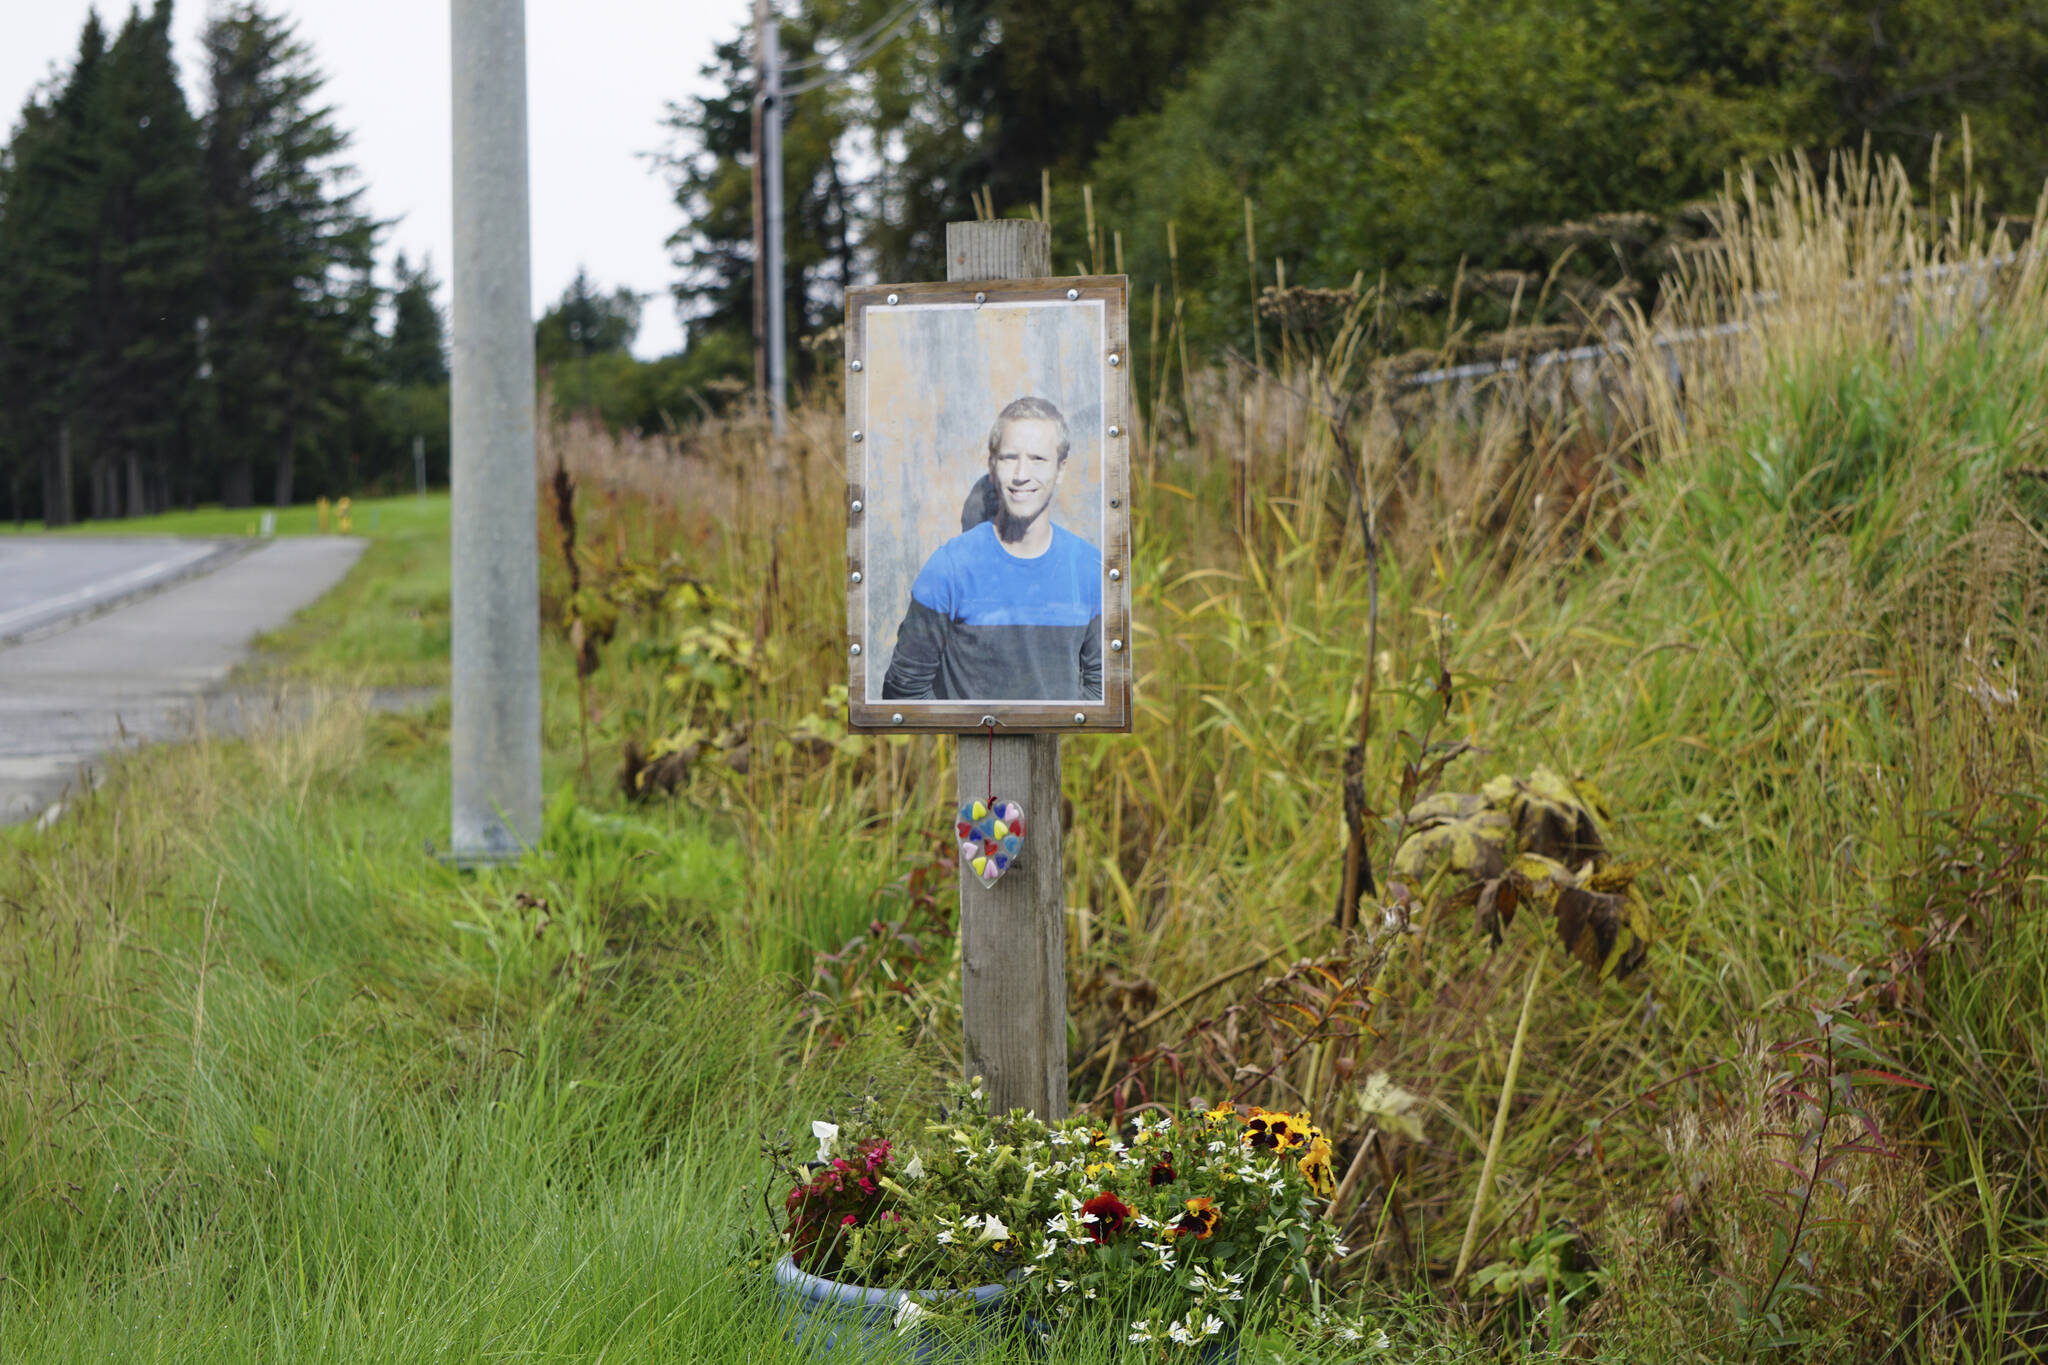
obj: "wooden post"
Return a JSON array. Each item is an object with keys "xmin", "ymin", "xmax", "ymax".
[{"xmin": 947, "ymin": 219, "xmax": 1068, "ymax": 1121}]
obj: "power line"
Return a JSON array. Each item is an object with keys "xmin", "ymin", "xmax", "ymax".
[
  {"xmin": 780, "ymin": 1, "xmax": 923, "ymax": 96},
  {"xmin": 779, "ymin": 0, "xmax": 921, "ymax": 76}
]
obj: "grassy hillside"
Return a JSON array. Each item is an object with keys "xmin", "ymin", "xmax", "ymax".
[{"xmin": 3, "ymin": 157, "xmax": 2043, "ymax": 1360}]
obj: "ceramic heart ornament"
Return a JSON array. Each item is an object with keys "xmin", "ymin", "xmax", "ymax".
[{"xmin": 956, "ymin": 798, "xmax": 1026, "ymax": 888}]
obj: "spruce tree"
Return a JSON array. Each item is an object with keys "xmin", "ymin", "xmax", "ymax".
[
  {"xmin": 384, "ymin": 252, "xmax": 447, "ymax": 388},
  {"xmin": 82, "ymin": 0, "xmax": 207, "ymax": 516},
  {"xmin": 0, "ymin": 14, "xmax": 108, "ymax": 525},
  {"xmin": 201, "ymin": 2, "xmax": 377, "ymax": 507}
]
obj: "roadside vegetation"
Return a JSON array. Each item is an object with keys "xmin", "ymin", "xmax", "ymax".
[{"xmin": 4, "ymin": 156, "xmax": 2045, "ymax": 1361}]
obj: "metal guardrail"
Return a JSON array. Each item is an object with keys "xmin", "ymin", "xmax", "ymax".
[{"xmin": 1400, "ymin": 250, "xmax": 2026, "ymax": 390}]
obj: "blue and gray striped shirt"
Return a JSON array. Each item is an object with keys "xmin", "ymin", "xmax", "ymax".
[{"xmin": 881, "ymin": 521, "xmax": 1102, "ymax": 701}]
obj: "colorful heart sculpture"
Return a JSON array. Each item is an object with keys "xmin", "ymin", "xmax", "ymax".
[{"xmin": 957, "ymin": 798, "xmax": 1025, "ymax": 888}]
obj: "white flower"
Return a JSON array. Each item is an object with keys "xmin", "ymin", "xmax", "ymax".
[
  {"xmin": 1207, "ymin": 1140, "xmax": 1226, "ymax": 1153},
  {"xmin": 971, "ymin": 1087, "xmax": 984, "ymax": 1101},
  {"xmin": 1168, "ymin": 1318, "xmax": 1197, "ymax": 1345},
  {"xmin": 812, "ymin": 1121, "xmax": 839, "ymax": 1163},
  {"xmin": 893, "ymin": 1299, "xmax": 928, "ymax": 1334},
  {"xmin": 902, "ymin": 1153, "xmax": 925, "ymax": 1181},
  {"xmin": 1128, "ymin": 1320, "xmax": 1155, "ymax": 1344},
  {"xmin": 1191, "ymin": 1264, "xmax": 1246, "ymax": 1296},
  {"xmin": 1139, "ymin": 1239, "xmax": 1177, "ymax": 1270},
  {"xmin": 1202, "ymin": 1314, "xmax": 1224, "ymax": 1338},
  {"xmin": 1332, "ymin": 1240, "xmax": 1351, "ymax": 1257},
  {"xmin": 1055, "ymin": 1279, "xmax": 1075, "ymax": 1292},
  {"xmin": 1035, "ymin": 1240, "xmax": 1059, "ymax": 1261},
  {"xmin": 936, "ymin": 1227, "xmax": 956, "ymax": 1245},
  {"xmin": 974, "ymin": 1212, "xmax": 1011, "ymax": 1244}
]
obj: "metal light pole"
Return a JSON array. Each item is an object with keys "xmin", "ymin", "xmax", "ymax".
[
  {"xmin": 448, "ymin": 0, "xmax": 542, "ymax": 862},
  {"xmin": 755, "ymin": 0, "xmax": 787, "ymax": 436}
]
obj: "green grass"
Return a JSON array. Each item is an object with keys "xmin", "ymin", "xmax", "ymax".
[
  {"xmin": 245, "ymin": 495, "xmax": 454, "ymax": 688},
  {"xmin": 1, "ymin": 490, "xmax": 450, "ymax": 542},
  {"xmin": 4, "ymin": 157, "xmax": 2046, "ymax": 1361}
]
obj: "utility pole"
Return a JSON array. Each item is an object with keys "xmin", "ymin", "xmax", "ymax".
[
  {"xmin": 754, "ymin": 0, "xmax": 787, "ymax": 436},
  {"xmin": 750, "ymin": 0, "xmax": 768, "ymax": 408},
  {"xmin": 448, "ymin": 0, "xmax": 542, "ymax": 862}
]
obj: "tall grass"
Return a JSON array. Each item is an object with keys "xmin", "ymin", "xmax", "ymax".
[
  {"xmin": 541, "ymin": 152, "xmax": 2046, "ymax": 1357},
  {"xmin": 2, "ymin": 151, "xmax": 2043, "ymax": 1360}
]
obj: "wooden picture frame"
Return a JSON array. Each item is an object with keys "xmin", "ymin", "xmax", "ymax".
[{"xmin": 844, "ymin": 276, "xmax": 1133, "ymax": 734}]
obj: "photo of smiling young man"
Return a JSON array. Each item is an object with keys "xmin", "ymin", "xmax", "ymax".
[{"xmin": 880, "ymin": 395, "xmax": 1104, "ymax": 702}]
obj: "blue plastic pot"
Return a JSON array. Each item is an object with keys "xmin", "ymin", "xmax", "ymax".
[{"xmin": 771, "ymin": 1255, "xmax": 1013, "ymax": 1361}]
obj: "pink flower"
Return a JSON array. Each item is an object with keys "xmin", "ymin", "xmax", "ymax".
[{"xmin": 841, "ymin": 1214, "xmax": 859, "ymax": 1227}]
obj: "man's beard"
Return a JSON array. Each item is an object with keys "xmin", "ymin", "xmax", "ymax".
[{"xmin": 994, "ymin": 496, "xmax": 1045, "ymax": 542}]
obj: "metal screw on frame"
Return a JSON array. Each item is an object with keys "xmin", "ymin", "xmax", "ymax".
[
  {"xmin": 850, "ymin": 643, "xmax": 862, "ymax": 656},
  {"xmin": 850, "ymin": 359, "xmax": 863, "ymax": 372},
  {"xmin": 1110, "ymin": 639, "xmax": 1124, "ymax": 652},
  {"xmin": 851, "ymin": 499, "xmax": 863, "ymax": 513},
  {"xmin": 851, "ymin": 430, "xmax": 863, "ymax": 443},
  {"xmin": 1073, "ymin": 713, "xmax": 1086, "ymax": 724},
  {"xmin": 850, "ymin": 570, "xmax": 862, "ymax": 584},
  {"xmin": 1065, "ymin": 288, "xmax": 1079, "ymax": 300},
  {"xmin": 974, "ymin": 291, "xmax": 986, "ymax": 304},
  {"xmin": 1108, "ymin": 353, "xmax": 1121, "ymax": 367},
  {"xmin": 886, "ymin": 293, "xmax": 899, "ymax": 305},
  {"xmin": 1109, "ymin": 569, "xmax": 1121, "ymax": 581},
  {"xmin": 1108, "ymin": 425, "xmax": 1120, "ymax": 437},
  {"xmin": 891, "ymin": 713, "xmax": 904, "ymax": 725}
]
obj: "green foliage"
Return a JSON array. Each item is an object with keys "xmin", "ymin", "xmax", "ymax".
[
  {"xmin": 553, "ymin": 332, "xmax": 755, "ymax": 432},
  {"xmin": 659, "ymin": 18, "xmax": 859, "ymax": 392},
  {"xmin": 0, "ymin": 2, "xmax": 444, "ymax": 522},
  {"xmin": 535, "ymin": 265, "xmax": 644, "ymax": 372},
  {"xmin": 0, "ymin": 13, "xmax": 108, "ymax": 524},
  {"xmin": 940, "ymin": 0, "xmax": 1235, "ymax": 224},
  {"xmin": 383, "ymin": 251, "xmax": 447, "ymax": 388},
  {"xmin": 200, "ymin": 2, "xmax": 381, "ymax": 509},
  {"xmin": 77, "ymin": 0, "xmax": 208, "ymax": 512},
  {"xmin": 773, "ymin": 1088, "xmax": 1339, "ymax": 1343}
]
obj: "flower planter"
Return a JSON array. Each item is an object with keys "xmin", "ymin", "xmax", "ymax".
[{"xmin": 771, "ymin": 1255, "xmax": 1013, "ymax": 1361}]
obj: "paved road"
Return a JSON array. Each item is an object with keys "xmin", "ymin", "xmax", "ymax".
[
  {"xmin": 0, "ymin": 537, "xmax": 369, "ymax": 826},
  {"xmin": 0, "ymin": 536, "xmax": 246, "ymax": 643}
]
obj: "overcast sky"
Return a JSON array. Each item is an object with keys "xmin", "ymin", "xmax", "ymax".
[{"xmin": 3, "ymin": 0, "xmax": 755, "ymax": 358}]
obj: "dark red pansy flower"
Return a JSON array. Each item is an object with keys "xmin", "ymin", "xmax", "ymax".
[
  {"xmin": 1080, "ymin": 1191, "xmax": 1133, "ymax": 1243},
  {"xmin": 1167, "ymin": 1196, "xmax": 1219, "ymax": 1240},
  {"xmin": 1149, "ymin": 1156, "xmax": 1177, "ymax": 1186}
]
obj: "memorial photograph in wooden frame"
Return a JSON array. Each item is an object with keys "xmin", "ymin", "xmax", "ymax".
[{"xmin": 845, "ymin": 277, "xmax": 1132, "ymax": 733}]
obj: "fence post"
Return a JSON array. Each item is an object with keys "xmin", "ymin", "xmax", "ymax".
[{"xmin": 946, "ymin": 219, "xmax": 1068, "ymax": 1121}]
